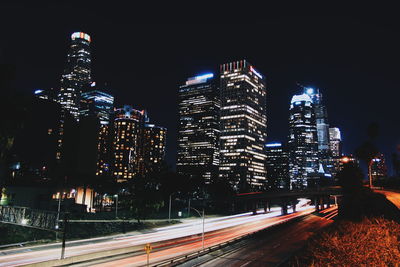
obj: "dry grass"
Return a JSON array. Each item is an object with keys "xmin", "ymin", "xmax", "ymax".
[{"xmin": 290, "ymin": 218, "xmax": 400, "ymax": 266}]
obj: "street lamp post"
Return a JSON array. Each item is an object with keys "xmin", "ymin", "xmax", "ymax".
[
  {"xmin": 168, "ymin": 193, "xmax": 176, "ymax": 222},
  {"xmin": 114, "ymin": 194, "xmax": 118, "ymax": 219},
  {"xmin": 190, "ymin": 207, "xmax": 205, "ymax": 250},
  {"xmin": 55, "ymin": 192, "xmax": 65, "ymax": 239}
]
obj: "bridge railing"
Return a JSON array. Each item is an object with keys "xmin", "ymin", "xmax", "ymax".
[{"xmin": 0, "ymin": 205, "xmax": 61, "ymax": 231}]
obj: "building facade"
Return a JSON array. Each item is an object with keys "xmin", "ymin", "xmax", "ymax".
[
  {"xmin": 329, "ymin": 127, "xmax": 342, "ymax": 157},
  {"xmin": 219, "ymin": 60, "xmax": 267, "ymax": 192},
  {"xmin": 288, "ymin": 93, "xmax": 319, "ymax": 189},
  {"xmin": 58, "ymin": 32, "xmax": 92, "ymax": 121},
  {"xmin": 56, "ymin": 32, "xmax": 92, "ymax": 161},
  {"xmin": 370, "ymin": 153, "xmax": 388, "ymax": 181},
  {"xmin": 80, "ymin": 85, "xmax": 115, "ymax": 178},
  {"xmin": 112, "ymin": 106, "xmax": 145, "ymax": 182},
  {"xmin": 138, "ymin": 124, "xmax": 167, "ymax": 175},
  {"xmin": 177, "ymin": 73, "xmax": 220, "ymax": 184},
  {"xmin": 265, "ymin": 143, "xmax": 289, "ymax": 189}
]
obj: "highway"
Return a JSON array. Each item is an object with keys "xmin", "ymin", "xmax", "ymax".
[
  {"xmin": 180, "ymin": 207, "xmax": 337, "ymax": 267},
  {"xmin": 85, "ymin": 207, "xmax": 337, "ymax": 267},
  {"xmin": 0, "ymin": 200, "xmax": 315, "ymax": 266}
]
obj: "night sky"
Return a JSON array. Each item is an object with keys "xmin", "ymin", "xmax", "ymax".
[{"xmin": 1, "ymin": 4, "xmax": 399, "ymax": 174}]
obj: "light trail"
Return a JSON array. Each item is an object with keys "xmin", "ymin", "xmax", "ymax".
[{"xmin": 0, "ymin": 201, "xmax": 318, "ymax": 267}]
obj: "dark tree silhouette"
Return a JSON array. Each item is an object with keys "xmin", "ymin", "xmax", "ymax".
[{"xmin": 355, "ymin": 122, "xmax": 379, "ymax": 187}]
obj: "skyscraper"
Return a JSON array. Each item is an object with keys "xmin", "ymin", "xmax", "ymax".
[
  {"xmin": 370, "ymin": 153, "xmax": 387, "ymax": 182},
  {"xmin": 329, "ymin": 127, "xmax": 342, "ymax": 157},
  {"xmin": 80, "ymin": 83, "xmax": 115, "ymax": 178},
  {"xmin": 303, "ymin": 88, "xmax": 330, "ymax": 152},
  {"xmin": 138, "ymin": 124, "xmax": 167, "ymax": 175},
  {"xmin": 58, "ymin": 32, "xmax": 92, "ymax": 120},
  {"xmin": 288, "ymin": 93, "xmax": 319, "ymax": 189},
  {"xmin": 80, "ymin": 86, "xmax": 114, "ymax": 124},
  {"xmin": 56, "ymin": 32, "xmax": 92, "ymax": 161},
  {"xmin": 219, "ymin": 60, "xmax": 267, "ymax": 192},
  {"xmin": 112, "ymin": 105, "xmax": 145, "ymax": 182},
  {"xmin": 265, "ymin": 143, "xmax": 289, "ymax": 189},
  {"xmin": 177, "ymin": 73, "xmax": 220, "ymax": 184}
]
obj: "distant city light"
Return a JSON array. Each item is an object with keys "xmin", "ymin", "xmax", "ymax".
[
  {"xmin": 266, "ymin": 143, "xmax": 282, "ymax": 147},
  {"xmin": 341, "ymin": 156, "xmax": 350, "ymax": 163},
  {"xmin": 71, "ymin": 32, "xmax": 91, "ymax": 42},
  {"xmin": 250, "ymin": 66, "xmax": 263, "ymax": 78},
  {"xmin": 291, "ymin": 93, "xmax": 313, "ymax": 104},
  {"xmin": 34, "ymin": 89, "xmax": 43, "ymax": 94},
  {"xmin": 194, "ymin": 73, "xmax": 214, "ymax": 80},
  {"xmin": 306, "ymin": 88, "xmax": 314, "ymax": 95}
]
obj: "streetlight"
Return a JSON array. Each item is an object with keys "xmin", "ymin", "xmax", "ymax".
[
  {"xmin": 168, "ymin": 192, "xmax": 176, "ymax": 222},
  {"xmin": 190, "ymin": 207, "xmax": 205, "ymax": 250},
  {"xmin": 56, "ymin": 191, "xmax": 65, "ymax": 237},
  {"xmin": 114, "ymin": 194, "xmax": 118, "ymax": 219}
]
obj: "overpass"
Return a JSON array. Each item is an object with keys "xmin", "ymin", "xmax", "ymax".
[{"xmin": 235, "ymin": 187, "xmax": 343, "ymax": 215}]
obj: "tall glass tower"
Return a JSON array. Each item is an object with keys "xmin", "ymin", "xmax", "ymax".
[
  {"xmin": 58, "ymin": 32, "xmax": 92, "ymax": 120},
  {"xmin": 288, "ymin": 93, "xmax": 319, "ymax": 189},
  {"xmin": 303, "ymin": 87, "xmax": 330, "ymax": 152},
  {"xmin": 219, "ymin": 60, "xmax": 267, "ymax": 192},
  {"xmin": 177, "ymin": 73, "xmax": 220, "ymax": 184}
]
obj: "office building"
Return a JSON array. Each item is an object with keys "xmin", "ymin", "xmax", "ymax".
[
  {"xmin": 370, "ymin": 153, "xmax": 387, "ymax": 181},
  {"xmin": 112, "ymin": 105, "xmax": 146, "ymax": 182},
  {"xmin": 265, "ymin": 143, "xmax": 289, "ymax": 189},
  {"xmin": 58, "ymin": 32, "xmax": 92, "ymax": 120},
  {"xmin": 288, "ymin": 93, "xmax": 319, "ymax": 189},
  {"xmin": 80, "ymin": 83, "xmax": 114, "ymax": 124},
  {"xmin": 138, "ymin": 124, "xmax": 167, "ymax": 174},
  {"xmin": 329, "ymin": 127, "xmax": 342, "ymax": 157},
  {"xmin": 219, "ymin": 60, "xmax": 267, "ymax": 192},
  {"xmin": 56, "ymin": 32, "xmax": 92, "ymax": 161},
  {"xmin": 80, "ymin": 83, "xmax": 115, "ymax": 177},
  {"xmin": 177, "ymin": 73, "xmax": 220, "ymax": 184},
  {"xmin": 304, "ymin": 87, "xmax": 330, "ymax": 152}
]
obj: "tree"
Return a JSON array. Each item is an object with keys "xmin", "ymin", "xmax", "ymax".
[
  {"xmin": 127, "ymin": 174, "xmax": 164, "ymax": 223},
  {"xmin": 355, "ymin": 122, "xmax": 379, "ymax": 187}
]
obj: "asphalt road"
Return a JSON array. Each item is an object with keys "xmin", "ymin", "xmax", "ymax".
[
  {"xmin": 74, "ymin": 208, "xmax": 326, "ymax": 267},
  {"xmin": 178, "ymin": 207, "xmax": 337, "ymax": 267},
  {"xmin": 0, "ymin": 202, "xmax": 313, "ymax": 267}
]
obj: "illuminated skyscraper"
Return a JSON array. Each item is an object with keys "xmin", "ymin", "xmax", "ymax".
[
  {"xmin": 138, "ymin": 124, "xmax": 167, "ymax": 175},
  {"xmin": 219, "ymin": 60, "xmax": 267, "ymax": 192},
  {"xmin": 265, "ymin": 143, "xmax": 289, "ymax": 189},
  {"xmin": 56, "ymin": 32, "xmax": 92, "ymax": 161},
  {"xmin": 370, "ymin": 153, "xmax": 387, "ymax": 181},
  {"xmin": 58, "ymin": 32, "xmax": 92, "ymax": 120},
  {"xmin": 80, "ymin": 83, "xmax": 115, "ymax": 177},
  {"xmin": 177, "ymin": 73, "xmax": 220, "ymax": 184},
  {"xmin": 113, "ymin": 105, "xmax": 145, "ymax": 182},
  {"xmin": 303, "ymin": 87, "xmax": 330, "ymax": 152},
  {"xmin": 80, "ymin": 85, "xmax": 114, "ymax": 124},
  {"xmin": 288, "ymin": 93, "xmax": 319, "ymax": 189},
  {"xmin": 329, "ymin": 127, "xmax": 342, "ymax": 157}
]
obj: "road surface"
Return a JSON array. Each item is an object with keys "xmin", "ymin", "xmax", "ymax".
[
  {"xmin": 72, "ymin": 208, "xmax": 334, "ymax": 267},
  {"xmin": 179, "ymin": 207, "xmax": 337, "ymax": 267},
  {"xmin": 0, "ymin": 202, "xmax": 313, "ymax": 266}
]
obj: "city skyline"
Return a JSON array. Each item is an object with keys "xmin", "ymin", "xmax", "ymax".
[{"xmin": 1, "ymin": 8, "xmax": 399, "ymax": 174}]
